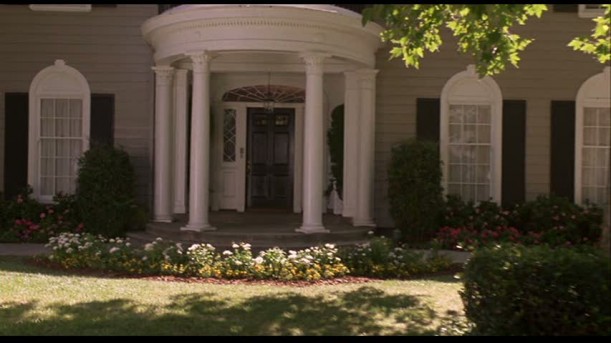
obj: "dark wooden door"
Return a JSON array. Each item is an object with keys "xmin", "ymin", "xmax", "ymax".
[{"xmin": 247, "ymin": 108, "xmax": 295, "ymax": 209}]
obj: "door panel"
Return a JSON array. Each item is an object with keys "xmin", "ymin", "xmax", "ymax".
[{"xmin": 247, "ymin": 108, "xmax": 295, "ymax": 209}]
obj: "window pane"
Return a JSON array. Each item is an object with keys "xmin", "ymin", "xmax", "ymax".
[
  {"xmin": 464, "ymin": 105, "xmax": 477, "ymax": 124},
  {"xmin": 55, "ymin": 99, "xmax": 69, "ymax": 117},
  {"xmin": 599, "ymin": 108, "xmax": 610, "ymax": 126},
  {"xmin": 41, "ymin": 118, "xmax": 55, "ymax": 137},
  {"xmin": 447, "ymin": 184, "xmax": 461, "ymax": 196},
  {"xmin": 477, "ymin": 146, "xmax": 490, "ymax": 164},
  {"xmin": 40, "ymin": 177, "xmax": 54, "ymax": 196},
  {"xmin": 41, "ymin": 139, "xmax": 54, "ymax": 158},
  {"xmin": 477, "ymin": 125, "xmax": 491, "ymax": 143},
  {"xmin": 449, "ymin": 105, "xmax": 463, "ymax": 123},
  {"xmin": 449, "ymin": 146, "xmax": 462, "ymax": 163},
  {"xmin": 223, "ymin": 109, "xmax": 237, "ymax": 162},
  {"xmin": 449, "ymin": 124, "xmax": 461, "ymax": 143},
  {"xmin": 462, "ymin": 184, "xmax": 474, "ymax": 201},
  {"xmin": 584, "ymin": 128, "xmax": 597, "ymax": 145},
  {"xmin": 56, "ymin": 158, "xmax": 71, "ymax": 177},
  {"xmin": 41, "ymin": 99, "xmax": 55, "ymax": 118},
  {"xmin": 56, "ymin": 140, "xmax": 70, "ymax": 157},
  {"xmin": 584, "ymin": 108, "xmax": 598, "ymax": 126},
  {"xmin": 40, "ymin": 158, "xmax": 54, "ymax": 177},
  {"xmin": 56, "ymin": 177, "xmax": 71, "ymax": 194},
  {"xmin": 69, "ymin": 99, "xmax": 82, "ymax": 118},
  {"xmin": 598, "ymin": 127, "xmax": 609, "ymax": 146},
  {"xmin": 476, "ymin": 165, "xmax": 489, "ymax": 183},
  {"xmin": 478, "ymin": 105, "xmax": 491, "ymax": 124},
  {"xmin": 448, "ymin": 165, "xmax": 461, "ymax": 182},
  {"xmin": 582, "ymin": 167, "xmax": 594, "ymax": 186}
]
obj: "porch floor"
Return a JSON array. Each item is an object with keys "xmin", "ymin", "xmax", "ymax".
[{"xmin": 127, "ymin": 211, "xmax": 374, "ymax": 252}]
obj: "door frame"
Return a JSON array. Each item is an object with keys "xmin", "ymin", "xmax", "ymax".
[{"xmin": 214, "ymin": 102, "xmax": 304, "ymax": 213}]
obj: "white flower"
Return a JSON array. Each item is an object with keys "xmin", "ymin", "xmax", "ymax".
[
  {"xmin": 155, "ymin": 237, "xmax": 163, "ymax": 242},
  {"xmin": 109, "ymin": 238, "xmax": 115, "ymax": 243},
  {"xmin": 142, "ymin": 256, "xmax": 148, "ymax": 261},
  {"xmin": 66, "ymin": 248, "xmax": 73, "ymax": 254},
  {"xmin": 367, "ymin": 230, "xmax": 374, "ymax": 235},
  {"xmin": 109, "ymin": 247, "xmax": 120, "ymax": 254},
  {"xmin": 176, "ymin": 243, "xmax": 183, "ymax": 250},
  {"xmin": 325, "ymin": 243, "xmax": 335, "ymax": 249},
  {"xmin": 49, "ymin": 254, "xmax": 54, "ymax": 260},
  {"xmin": 144, "ymin": 243, "xmax": 154, "ymax": 251},
  {"xmin": 234, "ymin": 261, "xmax": 243, "ymax": 266},
  {"xmin": 243, "ymin": 243, "xmax": 251, "ymax": 250},
  {"xmin": 254, "ymin": 257, "xmax": 264, "ymax": 264},
  {"xmin": 223, "ymin": 250, "xmax": 233, "ymax": 256},
  {"xmin": 288, "ymin": 250, "xmax": 297, "ymax": 256},
  {"xmin": 125, "ymin": 242, "xmax": 131, "ymax": 247},
  {"xmin": 232, "ymin": 243, "xmax": 239, "ymax": 249}
]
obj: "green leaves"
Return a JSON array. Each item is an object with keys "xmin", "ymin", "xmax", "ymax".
[
  {"xmin": 363, "ymin": 4, "xmax": 549, "ymax": 76},
  {"xmin": 568, "ymin": 4, "xmax": 611, "ymax": 64}
]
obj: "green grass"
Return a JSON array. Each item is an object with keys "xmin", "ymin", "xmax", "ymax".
[{"xmin": 0, "ymin": 256, "xmax": 467, "ymax": 336}]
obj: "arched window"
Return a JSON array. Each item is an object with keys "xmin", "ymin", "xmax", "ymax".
[
  {"xmin": 575, "ymin": 66, "xmax": 610, "ymax": 206},
  {"xmin": 440, "ymin": 65, "xmax": 503, "ymax": 203},
  {"xmin": 28, "ymin": 60, "xmax": 91, "ymax": 202}
]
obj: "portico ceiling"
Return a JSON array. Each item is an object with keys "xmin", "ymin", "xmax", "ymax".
[{"xmin": 141, "ymin": 4, "xmax": 383, "ymax": 70}]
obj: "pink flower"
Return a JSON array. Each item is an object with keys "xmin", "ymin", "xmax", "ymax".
[{"xmin": 40, "ymin": 213, "xmax": 46, "ymax": 219}]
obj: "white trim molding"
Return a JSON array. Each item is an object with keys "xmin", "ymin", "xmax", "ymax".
[
  {"xmin": 29, "ymin": 5, "xmax": 92, "ymax": 12},
  {"xmin": 28, "ymin": 59, "xmax": 91, "ymax": 203},
  {"xmin": 440, "ymin": 65, "xmax": 503, "ymax": 203},
  {"xmin": 578, "ymin": 4, "xmax": 606, "ymax": 18},
  {"xmin": 574, "ymin": 66, "xmax": 611, "ymax": 205}
]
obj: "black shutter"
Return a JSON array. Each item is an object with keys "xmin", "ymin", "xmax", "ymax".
[
  {"xmin": 90, "ymin": 94, "xmax": 114, "ymax": 147},
  {"xmin": 550, "ymin": 101, "xmax": 576, "ymax": 201},
  {"xmin": 502, "ymin": 100, "xmax": 526, "ymax": 207},
  {"xmin": 416, "ymin": 98, "xmax": 440, "ymax": 143},
  {"xmin": 553, "ymin": 4, "xmax": 578, "ymax": 12},
  {"xmin": 3, "ymin": 93, "xmax": 29, "ymax": 200}
]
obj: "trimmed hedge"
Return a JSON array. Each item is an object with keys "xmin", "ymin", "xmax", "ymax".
[
  {"xmin": 388, "ymin": 139, "xmax": 444, "ymax": 244},
  {"xmin": 461, "ymin": 244, "xmax": 611, "ymax": 336}
]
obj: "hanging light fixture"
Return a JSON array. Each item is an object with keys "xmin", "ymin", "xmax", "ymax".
[{"xmin": 262, "ymin": 72, "xmax": 275, "ymax": 113}]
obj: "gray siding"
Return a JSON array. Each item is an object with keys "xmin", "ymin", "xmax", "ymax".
[
  {"xmin": 0, "ymin": 4, "xmax": 157, "ymax": 207},
  {"xmin": 373, "ymin": 10, "xmax": 608, "ymax": 227}
]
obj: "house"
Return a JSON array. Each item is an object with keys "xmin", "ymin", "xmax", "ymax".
[{"xmin": 0, "ymin": 4, "xmax": 609, "ymax": 234}]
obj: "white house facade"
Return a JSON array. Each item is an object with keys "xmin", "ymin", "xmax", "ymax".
[{"xmin": 0, "ymin": 4, "xmax": 609, "ymax": 233}]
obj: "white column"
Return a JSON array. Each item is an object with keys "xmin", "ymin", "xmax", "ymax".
[
  {"xmin": 181, "ymin": 51, "xmax": 216, "ymax": 232},
  {"xmin": 296, "ymin": 53, "xmax": 330, "ymax": 234},
  {"xmin": 173, "ymin": 69, "xmax": 188, "ymax": 214},
  {"xmin": 353, "ymin": 69, "xmax": 379, "ymax": 227},
  {"xmin": 342, "ymin": 71, "xmax": 360, "ymax": 218},
  {"xmin": 152, "ymin": 66, "xmax": 174, "ymax": 223}
]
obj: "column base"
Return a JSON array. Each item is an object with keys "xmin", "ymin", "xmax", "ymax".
[
  {"xmin": 295, "ymin": 225, "xmax": 329, "ymax": 234},
  {"xmin": 173, "ymin": 205, "xmax": 186, "ymax": 214},
  {"xmin": 153, "ymin": 215, "xmax": 173, "ymax": 223},
  {"xmin": 180, "ymin": 224, "xmax": 217, "ymax": 232},
  {"xmin": 353, "ymin": 218, "xmax": 376, "ymax": 227}
]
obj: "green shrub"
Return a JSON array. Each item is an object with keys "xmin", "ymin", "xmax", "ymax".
[
  {"xmin": 461, "ymin": 244, "xmax": 611, "ymax": 336},
  {"xmin": 76, "ymin": 145, "xmax": 138, "ymax": 237},
  {"xmin": 437, "ymin": 194, "xmax": 603, "ymax": 249},
  {"xmin": 340, "ymin": 236, "xmax": 452, "ymax": 278},
  {"xmin": 388, "ymin": 139, "xmax": 444, "ymax": 244}
]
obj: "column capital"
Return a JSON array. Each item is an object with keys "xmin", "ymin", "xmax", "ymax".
[
  {"xmin": 300, "ymin": 52, "xmax": 331, "ymax": 74},
  {"xmin": 186, "ymin": 51, "xmax": 214, "ymax": 73},
  {"xmin": 152, "ymin": 65, "xmax": 174, "ymax": 85}
]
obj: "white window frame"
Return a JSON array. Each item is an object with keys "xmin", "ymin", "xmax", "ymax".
[
  {"xmin": 440, "ymin": 64, "xmax": 503, "ymax": 203},
  {"xmin": 578, "ymin": 4, "xmax": 606, "ymax": 18},
  {"xmin": 29, "ymin": 4, "xmax": 92, "ymax": 12},
  {"xmin": 28, "ymin": 60, "xmax": 91, "ymax": 203},
  {"xmin": 575, "ymin": 66, "xmax": 611, "ymax": 205}
]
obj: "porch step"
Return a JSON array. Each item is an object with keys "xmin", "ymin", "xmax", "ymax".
[{"xmin": 126, "ymin": 230, "xmax": 371, "ymax": 253}]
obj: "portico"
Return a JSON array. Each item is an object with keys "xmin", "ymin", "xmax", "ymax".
[{"xmin": 142, "ymin": 4, "xmax": 382, "ymax": 233}]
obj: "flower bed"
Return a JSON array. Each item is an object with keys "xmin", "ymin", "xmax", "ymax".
[{"xmin": 45, "ymin": 233, "xmax": 453, "ymax": 281}]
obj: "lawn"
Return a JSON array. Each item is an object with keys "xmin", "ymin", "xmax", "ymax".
[{"xmin": 0, "ymin": 256, "xmax": 467, "ymax": 336}]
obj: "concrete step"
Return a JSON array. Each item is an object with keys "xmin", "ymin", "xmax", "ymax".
[{"xmin": 127, "ymin": 229, "xmax": 371, "ymax": 253}]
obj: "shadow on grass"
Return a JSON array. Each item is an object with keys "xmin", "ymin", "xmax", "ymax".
[{"xmin": 0, "ymin": 286, "xmax": 465, "ymax": 336}]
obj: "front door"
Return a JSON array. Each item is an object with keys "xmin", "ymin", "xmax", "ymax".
[{"xmin": 247, "ymin": 108, "xmax": 295, "ymax": 209}]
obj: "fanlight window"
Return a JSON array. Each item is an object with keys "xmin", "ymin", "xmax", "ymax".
[{"xmin": 222, "ymin": 85, "xmax": 305, "ymax": 103}]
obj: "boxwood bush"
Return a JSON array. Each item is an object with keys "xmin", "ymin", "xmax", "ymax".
[
  {"xmin": 387, "ymin": 139, "xmax": 444, "ymax": 244},
  {"xmin": 461, "ymin": 244, "xmax": 611, "ymax": 336},
  {"xmin": 76, "ymin": 145, "xmax": 138, "ymax": 238}
]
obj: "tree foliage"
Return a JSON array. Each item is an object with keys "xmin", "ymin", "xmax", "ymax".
[
  {"xmin": 362, "ymin": 4, "xmax": 548, "ymax": 76},
  {"xmin": 568, "ymin": 4, "xmax": 611, "ymax": 64}
]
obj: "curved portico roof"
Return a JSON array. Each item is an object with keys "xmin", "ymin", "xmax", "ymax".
[{"xmin": 141, "ymin": 4, "xmax": 383, "ymax": 69}]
